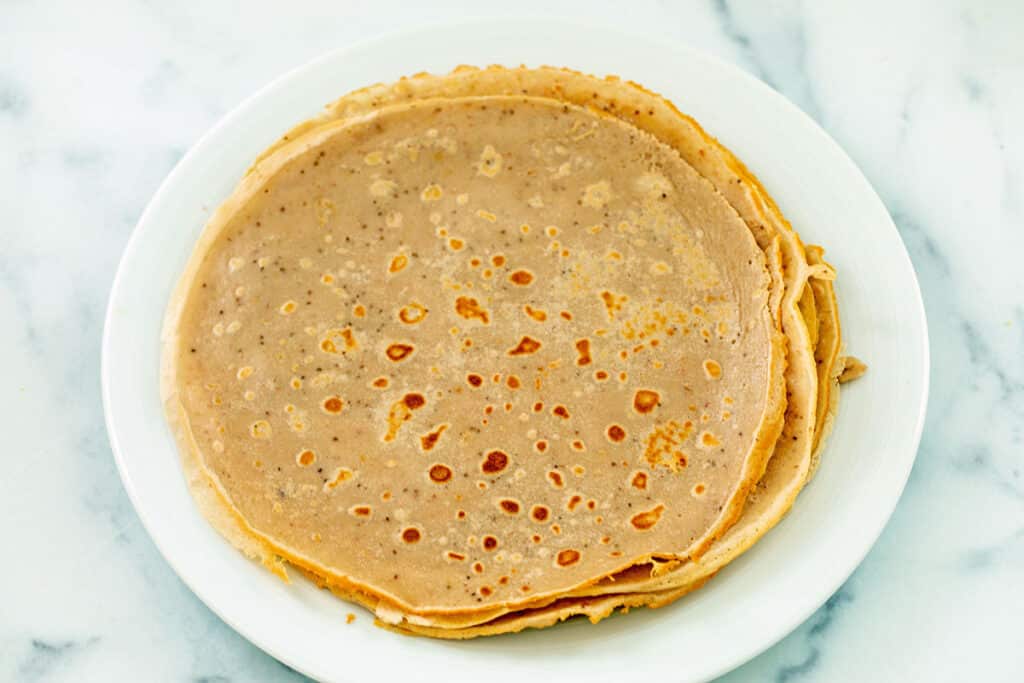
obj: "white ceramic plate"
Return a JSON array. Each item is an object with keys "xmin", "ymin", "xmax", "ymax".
[{"xmin": 103, "ymin": 19, "xmax": 928, "ymax": 683}]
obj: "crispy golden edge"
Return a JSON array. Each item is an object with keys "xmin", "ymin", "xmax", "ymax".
[
  {"xmin": 799, "ymin": 283, "xmax": 820, "ymax": 350},
  {"xmin": 806, "ymin": 246, "xmax": 842, "ymax": 478},
  {"xmin": 307, "ymin": 560, "xmax": 691, "ymax": 632},
  {"xmin": 838, "ymin": 357, "xmax": 867, "ymax": 383},
  {"xmin": 807, "ymin": 244, "xmax": 869, "ymax": 479},
  {"xmin": 382, "ymin": 579, "xmax": 710, "ymax": 639}
]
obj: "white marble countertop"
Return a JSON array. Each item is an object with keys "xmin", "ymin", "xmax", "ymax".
[{"xmin": 2, "ymin": 1, "xmax": 1021, "ymax": 681}]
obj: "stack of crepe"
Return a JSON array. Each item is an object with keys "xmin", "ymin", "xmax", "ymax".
[{"xmin": 162, "ymin": 66, "xmax": 865, "ymax": 638}]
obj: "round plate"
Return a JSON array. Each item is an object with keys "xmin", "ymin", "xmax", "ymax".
[{"xmin": 103, "ymin": 19, "xmax": 928, "ymax": 683}]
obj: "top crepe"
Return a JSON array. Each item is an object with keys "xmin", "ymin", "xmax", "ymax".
[{"xmin": 162, "ymin": 92, "xmax": 786, "ymax": 615}]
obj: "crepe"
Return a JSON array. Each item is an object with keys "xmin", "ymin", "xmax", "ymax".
[
  {"xmin": 163, "ymin": 90, "xmax": 787, "ymax": 618},
  {"xmin": 162, "ymin": 66, "xmax": 863, "ymax": 636}
]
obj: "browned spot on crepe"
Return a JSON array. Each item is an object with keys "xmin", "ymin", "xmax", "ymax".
[
  {"xmin": 420, "ymin": 424, "xmax": 449, "ymax": 452},
  {"xmin": 633, "ymin": 389, "xmax": 660, "ymax": 414},
  {"xmin": 508, "ymin": 336, "xmax": 541, "ymax": 356},
  {"xmin": 398, "ymin": 302, "xmax": 428, "ymax": 324},
  {"xmin": 455, "ymin": 296, "xmax": 490, "ymax": 324},
  {"xmin": 389, "ymin": 253, "xmax": 408, "ymax": 273},
  {"xmin": 509, "ymin": 269, "xmax": 534, "ymax": 286},
  {"xmin": 523, "ymin": 305, "xmax": 547, "ymax": 322},
  {"xmin": 428, "ymin": 463, "xmax": 453, "ymax": 483},
  {"xmin": 385, "ymin": 343, "xmax": 414, "ymax": 362},
  {"xmin": 481, "ymin": 450, "xmax": 509, "ymax": 475},
  {"xmin": 630, "ymin": 504, "xmax": 665, "ymax": 531},
  {"xmin": 556, "ymin": 549, "xmax": 581, "ymax": 567},
  {"xmin": 575, "ymin": 338, "xmax": 592, "ymax": 366}
]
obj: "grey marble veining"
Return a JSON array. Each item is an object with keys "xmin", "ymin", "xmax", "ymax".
[{"xmin": 2, "ymin": 1, "xmax": 1021, "ymax": 681}]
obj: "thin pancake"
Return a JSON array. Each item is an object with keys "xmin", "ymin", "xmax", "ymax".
[
  {"xmin": 163, "ymin": 91, "xmax": 786, "ymax": 617},
  {"xmin": 385, "ymin": 581, "xmax": 705, "ymax": 639}
]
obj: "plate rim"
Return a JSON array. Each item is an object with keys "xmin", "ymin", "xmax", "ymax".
[{"xmin": 102, "ymin": 17, "xmax": 930, "ymax": 683}]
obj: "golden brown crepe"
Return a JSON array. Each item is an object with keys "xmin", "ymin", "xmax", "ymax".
[
  {"xmin": 162, "ymin": 66, "xmax": 863, "ymax": 637},
  {"xmin": 164, "ymin": 92, "xmax": 786, "ymax": 615}
]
